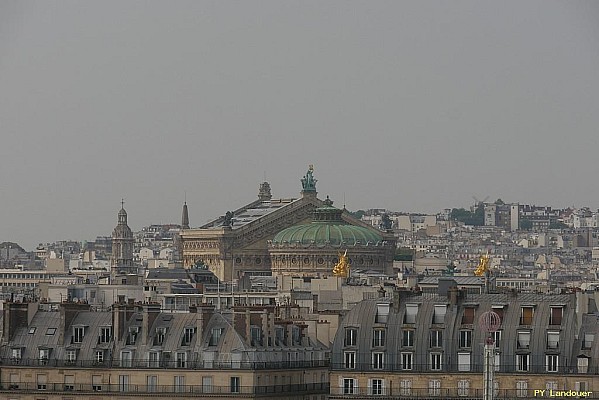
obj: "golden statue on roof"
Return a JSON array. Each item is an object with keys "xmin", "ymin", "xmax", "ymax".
[
  {"xmin": 474, "ymin": 253, "xmax": 490, "ymax": 276},
  {"xmin": 333, "ymin": 250, "xmax": 351, "ymax": 277}
]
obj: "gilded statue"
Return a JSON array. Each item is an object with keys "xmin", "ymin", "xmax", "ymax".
[
  {"xmin": 474, "ymin": 253, "xmax": 490, "ymax": 276},
  {"xmin": 333, "ymin": 250, "xmax": 351, "ymax": 277}
]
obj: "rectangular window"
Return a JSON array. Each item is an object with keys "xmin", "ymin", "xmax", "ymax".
[
  {"xmin": 182, "ymin": 327, "xmax": 195, "ymax": 345},
  {"xmin": 583, "ymin": 334, "xmax": 594, "ymax": 349},
  {"xmin": 494, "ymin": 353, "xmax": 500, "ymax": 372},
  {"xmin": 202, "ymin": 376, "xmax": 213, "ymax": 393},
  {"xmin": 520, "ymin": 306, "xmax": 534, "ymax": 325},
  {"xmin": 121, "ymin": 351, "xmax": 132, "ymax": 368},
  {"xmin": 516, "ymin": 381, "xmax": 528, "ymax": 398},
  {"xmin": 492, "ymin": 305, "xmax": 504, "ymax": 322},
  {"xmin": 95, "ymin": 350, "xmax": 104, "ymax": 363},
  {"xmin": 73, "ymin": 326, "xmax": 84, "ymax": 343},
  {"xmin": 459, "ymin": 331, "xmax": 472, "ymax": 348},
  {"xmin": 66, "ymin": 349, "xmax": 76, "ymax": 365},
  {"xmin": 430, "ymin": 330, "xmax": 443, "ymax": 347},
  {"xmin": 11, "ymin": 348, "xmax": 22, "ymax": 361},
  {"xmin": 575, "ymin": 382, "xmax": 588, "ymax": 392},
  {"xmin": 517, "ymin": 332, "xmax": 531, "ymax": 349},
  {"xmin": 400, "ymin": 379, "xmax": 412, "ymax": 396},
  {"xmin": 462, "ymin": 307, "xmax": 475, "ymax": 324},
  {"xmin": 230, "ymin": 377, "xmax": 240, "ymax": 393},
  {"xmin": 64, "ymin": 375, "xmax": 75, "ymax": 391},
  {"xmin": 405, "ymin": 304, "xmax": 418, "ymax": 324},
  {"xmin": 430, "ymin": 353, "xmax": 442, "ymax": 371},
  {"xmin": 546, "ymin": 355, "xmax": 558, "ymax": 372},
  {"xmin": 370, "ymin": 378, "xmax": 384, "ymax": 395},
  {"xmin": 547, "ymin": 332, "xmax": 559, "ymax": 349},
  {"xmin": 372, "ymin": 329, "xmax": 385, "ymax": 347},
  {"xmin": 433, "ymin": 305, "xmax": 447, "ymax": 324},
  {"xmin": 375, "ymin": 303, "xmax": 390, "ymax": 323},
  {"xmin": 149, "ymin": 351, "xmax": 160, "ymax": 368},
  {"xmin": 250, "ymin": 326, "xmax": 262, "ymax": 345},
  {"xmin": 343, "ymin": 378, "xmax": 356, "ymax": 395},
  {"xmin": 127, "ymin": 327, "xmax": 139, "ymax": 345},
  {"xmin": 92, "ymin": 375, "xmax": 102, "ymax": 391},
  {"xmin": 546, "ymin": 381, "xmax": 558, "ymax": 391},
  {"xmin": 46, "ymin": 328, "xmax": 56, "ymax": 336},
  {"xmin": 155, "ymin": 327, "xmax": 166, "ymax": 345},
  {"xmin": 578, "ymin": 357, "xmax": 589, "ymax": 373},
  {"xmin": 372, "ymin": 352, "xmax": 384, "ymax": 370},
  {"xmin": 429, "ymin": 379, "xmax": 441, "ymax": 396},
  {"xmin": 39, "ymin": 348, "xmax": 50, "ymax": 365},
  {"xmin": 458, "ymin": 380, "xmax": 470, "ymax": 396},
  {"xmin": 37, "ymin": 374, "xmax": 47, "ymax": 390},
  {"xmin": 402, "ymin": 330, "xmax": 414, "ymax": 347},
  {"xmin": 209, "ymin": 328, "xmax": 223, "ymax": 346},
  {"xmin": 147, "ymin": 375, "xmax": 157, "ymax": 392},
  {"xmin": 98, "ymin": 327, "xmax": 111, "ymax": 343},
  {"xmin": 344, "ymin": 328, "xmax": 357, "ymax": 346},
  {"xmin": 344, "ymin": 351, "xmax": 355, "ymax": 369},
  {"xmin": 10, "ymin": 373, "xmax": 19, "ymax": 389},
  {"xmin": 119, "ymin": 375, "xmax": 129, "ymax": 392},
  {"xmin": 492, "ymin": 330, "xmax": 501, "ymax": 348},
  {"xmin": 176, "ymin": 352, "xmax": 187, "ymax": 368},
  {"xmin": 174, "ymin": 376, "xmax": 185, "ymax": 393},
  {"xmin": 458, "ymin": 353, "xmax": 471, "ymax": 372},
  {"xmin": 516, "ymin": 354, "xmax": 529, "ymax": 372},
  {"xmin": 550, "ymin": 307, "xmax": 563, "ymax": 325},
  {"xmin": 401, "ymin": 352, "xmax": 413, "ymax": 370}
]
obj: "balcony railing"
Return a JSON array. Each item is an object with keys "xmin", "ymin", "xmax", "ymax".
[
  {"xmin": 330, "ymin": 361, "xmax": 596, "ymax": 374},
  {"xmin": 1, "ymin": 357, "xmax": 329, "ymax": 370},
  {"xmin": 0, "ymin": 382, "xmax": 329, "ymax": 395},
  {"xmin": 329, "ymin": 387, "xmax": 597, "ymax": 399}
]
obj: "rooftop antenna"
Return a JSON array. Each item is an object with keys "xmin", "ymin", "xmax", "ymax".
[{"xmin": 343, "ymin": 192, "xmax": 346, "ymax": 209}]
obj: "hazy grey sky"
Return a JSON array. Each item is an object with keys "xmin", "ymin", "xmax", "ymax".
[{"xmin": 1, "ymin": 1, "xmax": 598, "ymax": 250}]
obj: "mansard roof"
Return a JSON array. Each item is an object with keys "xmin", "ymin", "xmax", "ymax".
[{"xmin": 0, "ymin": 302, "xmax": 327, "ymax": 369}]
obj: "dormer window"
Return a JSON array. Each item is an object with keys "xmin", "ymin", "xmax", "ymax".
[
  {"xmin": 127, "ymin": 327, "xmax": 140, "ymax": 345},
  {"xmin": 66, "ymin": 349, "xmax": 77, "ymax": 365},
  {"xmin": 39, "ymin": 348, "xmax": 50, "ymax": 365},
  {"xmin": 250, "ymin": 326, "xmax": 262, "ymax": 346},
  {"xmin": 520, "ymin": 306, "xmax": 534, "ymax": 325},
  {"xmin": 583, "ymin": 334, "xmax": 594, "ymax": 350},
  {"xmin": 344, "ymin": 328, "xmax": 357, "ymax": 347},
  {"xmin": 155, "ymin": 327, "xmax": 166, "ymax": 345},
  {"xmin": 73, "ymin": 326, "xmax": 85, "ymax": 343},
  {"xmin": 209, "ymin": 328, "xmax": 223, "ymax": 346},
  {"xmin": 517, "ymin": 331, "xmax": 531, "ymax": 349},
  {"xmin": 11, "ymin": 348, "xmax": 22, "ymax": 361},
  {"xmin": 461, "ymin": 307, "xmax": 475, "ymax": 325},
  {"xmin": 375, "ymin": 303, "xmax": 390, "ymax": 324},
  {"xmin": 98, "ymin": 327, "xmax": 112, "ymax": 343},
  {"xmin": 433, "ymin": 305, "xmax": 447, "ymax": 324},
  {"xmin": 404, "ymin": 304, "xmax": 418, "ymax": 324},
  {"xmin": 550, "ymin": 306, "xmax": 563, "ymax": 325},
  {"xmin": 181, "ymin": 327, "xmax": 196, "ymax": 346}
]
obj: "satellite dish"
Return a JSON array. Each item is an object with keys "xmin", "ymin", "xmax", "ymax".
[{"xmin": 72, "ymin": 297, "xmax": 79, "ymax": 303}]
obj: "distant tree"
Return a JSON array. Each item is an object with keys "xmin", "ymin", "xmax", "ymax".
[
  {"xmin": 394, "ymin": 247, "xmax": 414, "ymax": 261},
  {"xmin": 519, "ymin": 219, "xmax": 533, "ymax": 230},
  {"xmin": 451, "ymin": 205, "xmax": 484, "ymax": 226},
  {"xmin": 549, "ymin": 221, "xmax": 568, "ymax": 230},
  {"xmin": 349, "ymin": 209, "xmax": 366, "ymax": 219},
  {"xmin": 495, "ymin": 198, "xmax": 505, "ymax": 205}
]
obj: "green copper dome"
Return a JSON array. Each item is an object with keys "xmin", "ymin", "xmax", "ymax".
[{"xmin": 272, "ymin": 198, "xmax": 383, "ymax": 246}]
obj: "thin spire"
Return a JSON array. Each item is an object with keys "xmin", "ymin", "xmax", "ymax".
[{"xmin": 121, "ymin": 198, "xmax": 125, "ymax": 209}]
